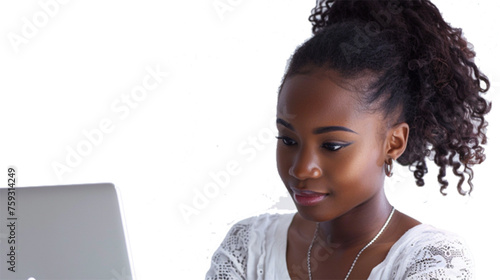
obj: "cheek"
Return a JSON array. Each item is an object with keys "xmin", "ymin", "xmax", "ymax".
[
  {"xmin": 328, "ymin": 143, "xmax": 384, "ymax": 189},
  {"xmin": 276, "ymin": 146, "xmax": 290, "ymax": 181}
]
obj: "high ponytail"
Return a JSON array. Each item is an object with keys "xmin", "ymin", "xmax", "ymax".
[{"xmin": 280, "ymin": 0, "xmax": 491, "ymax": 195}]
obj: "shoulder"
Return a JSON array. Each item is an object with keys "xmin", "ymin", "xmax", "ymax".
[
  {"xmin": 375, "ymin": 224, "xmax": 474, "ymax": 280},
  {"xmin": 403, "ymin": 225, "xmax": 474, "ymax": 279},
  {"xmin": 239, "ymin": 211, "xmax": 296, "ymax": 225},
  {"xmin": 223, "ymin": 212, "xmax": 294, "ymax": 239},
  {"xmin": 206, "ymin": 213, "xmax": 295, "ymax": 280}
]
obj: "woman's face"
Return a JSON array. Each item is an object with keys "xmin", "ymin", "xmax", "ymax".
[{"xmin": 276, "ymin": 69, "xmax": 390, "ymax": 222}]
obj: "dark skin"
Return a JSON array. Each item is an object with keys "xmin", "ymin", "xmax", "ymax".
[{"xmin": 276, "ymin": 68, "xmax": 421, "ymax": 279}]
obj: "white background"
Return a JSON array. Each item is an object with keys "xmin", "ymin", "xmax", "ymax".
[{"xmin": 0, "ymin": 0, "xmax": 498, "ymax": 279}]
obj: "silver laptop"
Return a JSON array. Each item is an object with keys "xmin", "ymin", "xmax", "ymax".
[{"xmin": 0, "ymin": 182, "xmax": 133, "ymax": 280}]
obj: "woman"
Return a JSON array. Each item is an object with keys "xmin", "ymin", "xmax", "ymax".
[{"xmin": 206, "ymin": 0, "xmax": 490, "ymax": 279}]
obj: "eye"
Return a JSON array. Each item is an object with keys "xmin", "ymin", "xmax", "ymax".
[
  {"xmin": 276, "ymin": 136, "xmax": 296, "ymax": 146},
  {"xmin": 322, "ymin": 142, "xmax": 351, "ymax": 152}
]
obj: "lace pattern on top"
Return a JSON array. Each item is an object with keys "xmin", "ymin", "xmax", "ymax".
[
  {"xmin": 207, "ymin": 223, "xmax": 251, "ymax": 280},
  {"xmin": 206, "ymin": 214, "xmax": 474, "ymax": 280},
  {"xmin": 399, "ymin": 230, "xmax": 473, "ymax": 280}
]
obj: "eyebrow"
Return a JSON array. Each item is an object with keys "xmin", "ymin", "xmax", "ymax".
[{"xmin": 276, "ymin": 118, "xmax": 358, "ymax": 134}]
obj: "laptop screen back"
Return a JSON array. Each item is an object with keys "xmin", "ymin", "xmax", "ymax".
[{"xmin": 0, "ymin": 183, "xmax": 133, "ymax": 280}]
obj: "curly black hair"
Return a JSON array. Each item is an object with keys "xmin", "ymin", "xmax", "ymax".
[{"xmin": 279, "ymin": 0, "xmax": 491, "ymax": 195}]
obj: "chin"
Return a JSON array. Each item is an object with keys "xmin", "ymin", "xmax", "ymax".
[{"xmin": 295, "ymin": 204, "xmax": 336, "ymax": 223}]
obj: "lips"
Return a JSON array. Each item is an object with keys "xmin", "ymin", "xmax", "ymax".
[{"xmin": 291, "ymin": 188, "xmax": 328, "ymax": 206}]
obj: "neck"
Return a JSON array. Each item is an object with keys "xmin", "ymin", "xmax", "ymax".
[{"xmin": 317, "ymin": 191, "xmax": 393, "ymax": 249}]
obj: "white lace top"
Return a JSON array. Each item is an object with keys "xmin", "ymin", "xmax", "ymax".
[{"xmin": 206, "ymin": 213, "xmax": 474, "ymax": 280}]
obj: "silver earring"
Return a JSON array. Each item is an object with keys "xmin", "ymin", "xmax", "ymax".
[{"xmin": 385, "ymin": 159, "xmax": 393, "ymax": 177}]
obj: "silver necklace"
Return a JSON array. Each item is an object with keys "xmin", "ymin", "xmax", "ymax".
[{"xmin": 307, "ymin": 207, "xmax": 395, "ymax": 280}]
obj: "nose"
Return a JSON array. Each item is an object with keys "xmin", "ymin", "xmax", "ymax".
[{"xmin": 289, "ymin": 147, "xmax": 322, "ymax": 180}]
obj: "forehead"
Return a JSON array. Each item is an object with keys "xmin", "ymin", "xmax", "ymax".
[{"xmin": 277, "ymin": 70, "xmax": 382, "ymax": 131}]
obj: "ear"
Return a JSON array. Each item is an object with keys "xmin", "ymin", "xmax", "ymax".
[{"xmin": 385, "ymin": 122, "xmax": 409, "ymax": 161}]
